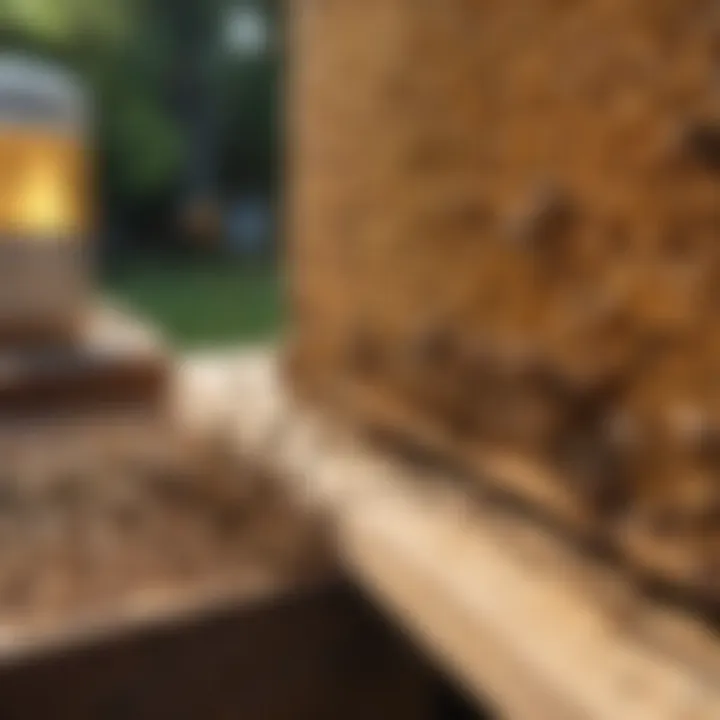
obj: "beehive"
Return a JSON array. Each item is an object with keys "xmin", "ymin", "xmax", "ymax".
[{"xmin": 288, "ymin": 0, "xmax": 720, "ymax": 599}]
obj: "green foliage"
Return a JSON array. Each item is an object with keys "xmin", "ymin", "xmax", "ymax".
[
  {"xmin": 0, "ymin": 0, "xmax": 131, "ymax": 50},
  {"xmin": 106, "ymin": 89, "xmax": 185, "ymax": 200}
]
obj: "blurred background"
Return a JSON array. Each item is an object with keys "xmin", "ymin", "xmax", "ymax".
[
  {"xmin": 0, "ymin": 0, "xmax": 282, "ymax": 346},
  {"xmin": 3, "ymin": 3, "xmax": 720, "ymax": 718}
]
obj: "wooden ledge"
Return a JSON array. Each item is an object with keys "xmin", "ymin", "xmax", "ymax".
[{"xmin": 182, "ymin": 350, "xmax": 720, "ymax": 720}]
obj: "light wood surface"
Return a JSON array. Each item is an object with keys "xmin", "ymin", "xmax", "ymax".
[{"xmin": 182, "ymin": 349, "xmax": 720, "ymax": 720}]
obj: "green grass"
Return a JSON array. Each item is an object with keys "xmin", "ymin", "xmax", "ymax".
[{"xmin": 105, "ymin": 257, "xmax": 284, "ymax": 347}]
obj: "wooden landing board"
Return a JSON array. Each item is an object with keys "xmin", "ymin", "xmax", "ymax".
[{"xmin": 181, "ymin": 350, "xmax": 720, "ymax": 720}]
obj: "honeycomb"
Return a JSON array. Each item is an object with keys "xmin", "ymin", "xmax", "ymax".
[{"xmin": 288, "ymin": 0, "xmax": 720, "ymax": 598}]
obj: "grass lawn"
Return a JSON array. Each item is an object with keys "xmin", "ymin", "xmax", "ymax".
[{"xmin": 104, "ymin": 257, "xmax": 284, "ymax": 348}]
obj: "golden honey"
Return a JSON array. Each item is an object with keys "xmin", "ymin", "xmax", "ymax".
[{"xmin": 0, "ymin": 129, "xmax": 89, "ymax": 240}]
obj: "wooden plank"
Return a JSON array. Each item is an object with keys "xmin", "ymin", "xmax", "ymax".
[{"xmin": 181, "ymin": 350, "xmax": 720, "ymax": 720}]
